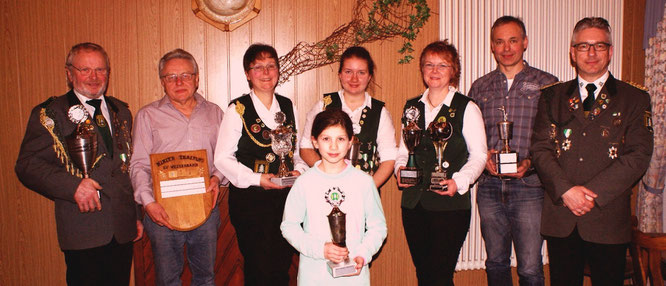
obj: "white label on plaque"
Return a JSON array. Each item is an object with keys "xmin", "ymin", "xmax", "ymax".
[
  {"xmin": 499, "ymin": 163, "xmax": 518, "ymax": 174},
  {"xmin": 159, "ymin": 177, "xmax": 206, "ymax": 198},
  {"xmin": 498, "ymin": 153, "xmax": 518, "ymax": 163}
]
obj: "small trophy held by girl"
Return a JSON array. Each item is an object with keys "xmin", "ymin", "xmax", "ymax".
[{"xmin": 281, "ymin": 109, "xmax": 387, "ymax": 284}]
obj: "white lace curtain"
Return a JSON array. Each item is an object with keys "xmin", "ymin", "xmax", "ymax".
[{"xmin": 636, "ymin": 2, "xmax": 666, "ymax": 233}]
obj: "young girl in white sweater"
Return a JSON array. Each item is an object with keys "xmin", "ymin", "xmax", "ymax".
[{"xmin": 281, "ymin": 109, "xmax": 387, "ymax": 285}]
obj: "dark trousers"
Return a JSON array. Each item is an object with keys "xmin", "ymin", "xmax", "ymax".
[
  {"xmin": 402, "ymin": 204, "xmax": 471, "ymax": 286},
  {"xmin": 229, "ymin": 187, "xmax": 295, "ymax": 286},
  {"xmin": 63, "ymin": 237, "xmax": 133, "ymax": 286},
  {"xmin": 545, "ymin": 227, "xmax": 628, "ymax": 286}
]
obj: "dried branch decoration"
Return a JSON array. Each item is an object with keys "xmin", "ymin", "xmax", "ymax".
[{"xmin": 278, "ymin": 0, "xmax": 430, "ymax": 84}]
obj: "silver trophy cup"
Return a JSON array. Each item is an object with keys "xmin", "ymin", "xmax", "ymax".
[
  {"xmin": 66, "ymin": 121, "xmax": 101, "ymax": 199},
  {"xmin": 496, "ymin": 106, "xmax": 518, "ymax": 174},
  {"xmin": 269, "ymin": 112, "xmax": 298, "ymax": 186}
]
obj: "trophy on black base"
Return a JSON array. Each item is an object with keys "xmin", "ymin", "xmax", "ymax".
[
  {"xmin": 399, "ymin": 106, "xmax": 423, "ymax": 186},
  {"xmin": 427, "ymin": 119, "xmax": 452, "ymax": 191},
  {"xmin": 65, "ymin": 104, "xmax": 100, "ymax": 198},
  {"xmin": 496, "ymin": 106, "xmax": 518, "ymax": 174},
  {"xmin": 325, "ymin": 187, "xmax": 357, "ymax": 278},
  {"xmin": 269, "ymin": 111, "xmax": 298, "ymax": 186}
]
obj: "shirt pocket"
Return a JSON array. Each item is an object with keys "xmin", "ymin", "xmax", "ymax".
[{"xmin": 191, "ymin": 124, "xmax": 218, "ymax": 149}]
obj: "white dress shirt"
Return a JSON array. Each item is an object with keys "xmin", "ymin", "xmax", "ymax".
[
  {"xmin": 395, "ymin": 87, "xmax": 487, "ymax": 194},
  {"xmin": 578, "ymin": 71, "xmax": 610, "ymax": 102},
  {"xmin": 300, "ymin": 90, "xmax": 397, "ymax": 162},
  {"xmin": 214, "ymin": 91, "xmax": 308, "ymax": 188}
]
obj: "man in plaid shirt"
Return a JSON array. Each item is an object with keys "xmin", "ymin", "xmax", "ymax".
[{"xmin": 468, "ymin": 16, "xmax": 557, "ymax": 286}]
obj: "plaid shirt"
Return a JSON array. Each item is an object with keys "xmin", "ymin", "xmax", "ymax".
[{"xmin": 468, "ymin": 62, "xmax": 557, "ymax": 160}]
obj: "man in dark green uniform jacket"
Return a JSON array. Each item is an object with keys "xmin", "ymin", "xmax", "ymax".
[{"xmin": 530, "ymin": 17, "xmax": 653, "ymax": 286}]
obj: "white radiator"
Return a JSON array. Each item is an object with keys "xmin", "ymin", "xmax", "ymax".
[{"xmin": 442, "ymin": 0, "xmax": 625, "ymax": 271}]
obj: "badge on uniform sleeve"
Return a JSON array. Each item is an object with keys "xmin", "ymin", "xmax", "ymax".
[
  {"xmin": 561, "ymin": 128, "xmax": 572, "ymax": 151},
  {"xmin": 569, "ymin": 97, "xmax": 580, "ymax": 111},
  {"xmin": 549, "ymin": 124, "xmax": 557, "ymax": 140},
  {"xmin": 265, "ymin": 152, "xmax": 276, "ymax": 163},
  {"xmin": 251, "ymin": 123, "xmax": 261, "ymax": 133},
  {"xmin": 254, "ymin": 160, "xmax": 269, "ymax": 173},
  {"xmin": 592, "ymin": 107, "xmax": 601, "ymax": 117},
  {"xmin": 608, "ymin": 144, "xmax": 619, "ymax": 159},
  {"xmin": 95, "ymin": 114, "xmax": 107, "ymax": 127},
  {"xmin": 612, "ymin": 112, "xmax": 622, "ymax": 126},
  {"xmin": 644, "ymin": 111, "xmax": 653, "ymax": 133}
]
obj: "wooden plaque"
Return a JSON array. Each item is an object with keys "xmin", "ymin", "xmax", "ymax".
[{"xmin": 150, "ymin": 149, "xmax": 214, "ymax": 231}]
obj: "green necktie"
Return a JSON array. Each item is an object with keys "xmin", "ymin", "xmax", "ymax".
[{"xmin": 86, "ymin": 99, "xmax": 113, "ymax": 156}]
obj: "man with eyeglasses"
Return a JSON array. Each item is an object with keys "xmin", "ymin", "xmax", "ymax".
[
  {"xmin": 130, "ymin": 48, "xmax": 226, "ymax": 285},
  {"xmin": 530, "ymin": 17, "xmax": 653, "ymax": 285},
  {"xmin": 468, "ymin": 16, "xmax": 557, "ymax": 286},
  {"xmin": 15, "ymin": 42, "xmax": 141, "ymax": 285}
]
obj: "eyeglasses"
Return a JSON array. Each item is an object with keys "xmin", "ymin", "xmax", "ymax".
[
  {"xmin": 572, "ymin": 42, "xmax": 611, "ymax": 52},
  {"xmin": 423, "ymin": 63, "xmax": 452, "ymax": 72},
  {"xmin": 161, "ymin": 73, "xmax": 196, "ymax": 83},
  {"xmin": 249, "ymin": 64, "xmax": 278, "ymax": 73},
  {"xmin": 69, "ymin": 65, "xmax": 108, "ymax": 76}
]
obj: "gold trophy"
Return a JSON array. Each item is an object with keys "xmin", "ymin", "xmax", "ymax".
[
  {"xmin": 496, "ymin": 106, "xmax": 518, "ymax": 174},
  {"xmin": 325, "ymin": 187, "xmax": 357, "ymax": 278},
  {"xmin": 269, "ymin": 111, "xmax": 298, "ymax": 186},
  {"xmin": 65, "ymin": 104, "xmax": 100, "ymax": 198},
  {"xmin": 427, "ymin": 119, "xmax": 452, "ymax": 191},
  {"xmin": 399, "ymin": 106, "xmax": 423, "ymax": 185}
]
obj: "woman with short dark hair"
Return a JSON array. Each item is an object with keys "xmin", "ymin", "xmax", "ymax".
[{"xmin": 214, "ymin": 43, "xmax": 307, "ymax": 286}]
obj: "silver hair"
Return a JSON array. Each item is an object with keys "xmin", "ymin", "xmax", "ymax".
[
  {"xmin": 158, "ymin": 49, "xmax": 199, "ymax": 76},
  {"xmin": 65, "ymin": 42, "xmax": 110, "ymax": 69},
  {"xmin": 571, "ymin": 17, "xmax": 612, "ymax": 46}
]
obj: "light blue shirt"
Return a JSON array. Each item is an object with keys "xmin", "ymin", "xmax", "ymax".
[{"xmin": 281, "ymin": 161, "xmax": 387, "ymax": 285}]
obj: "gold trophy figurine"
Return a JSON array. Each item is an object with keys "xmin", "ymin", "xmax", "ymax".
[
  {"xmin": 427, "ymin": 119, "xmax": 452, "ymax": 191},
  {"xmin": 496, "ymin": 106, "xmax": 518, "ymax": 174}
]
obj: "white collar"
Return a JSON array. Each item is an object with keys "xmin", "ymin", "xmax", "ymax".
[
  {"xmin": 419, "ymin": 86, "xmax": 457, "ymax": 109},
  {"xmin": 578, "ymin": 71, "xmax": 610, "ymax": 91},
  {"xmin": 336, "ymin": 90, "xmax": 373, "ymax": 110}
]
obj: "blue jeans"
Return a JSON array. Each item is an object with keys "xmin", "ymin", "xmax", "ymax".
[
  {"xmin": 144, "ymin": 207, "xmax": 220, "ymax": 286},
  {"xmin": 477, "ymin": 175, "xmax": 544, "ymax": 286}
]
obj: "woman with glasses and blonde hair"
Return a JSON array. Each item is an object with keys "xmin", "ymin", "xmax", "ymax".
[
  {"xmin": 214, "ymin": 43, "xmax": 307, "ymax": 286},
  {"xmin": 395, "ymin": 40, "xmax": 487, "ymax": 285}
]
